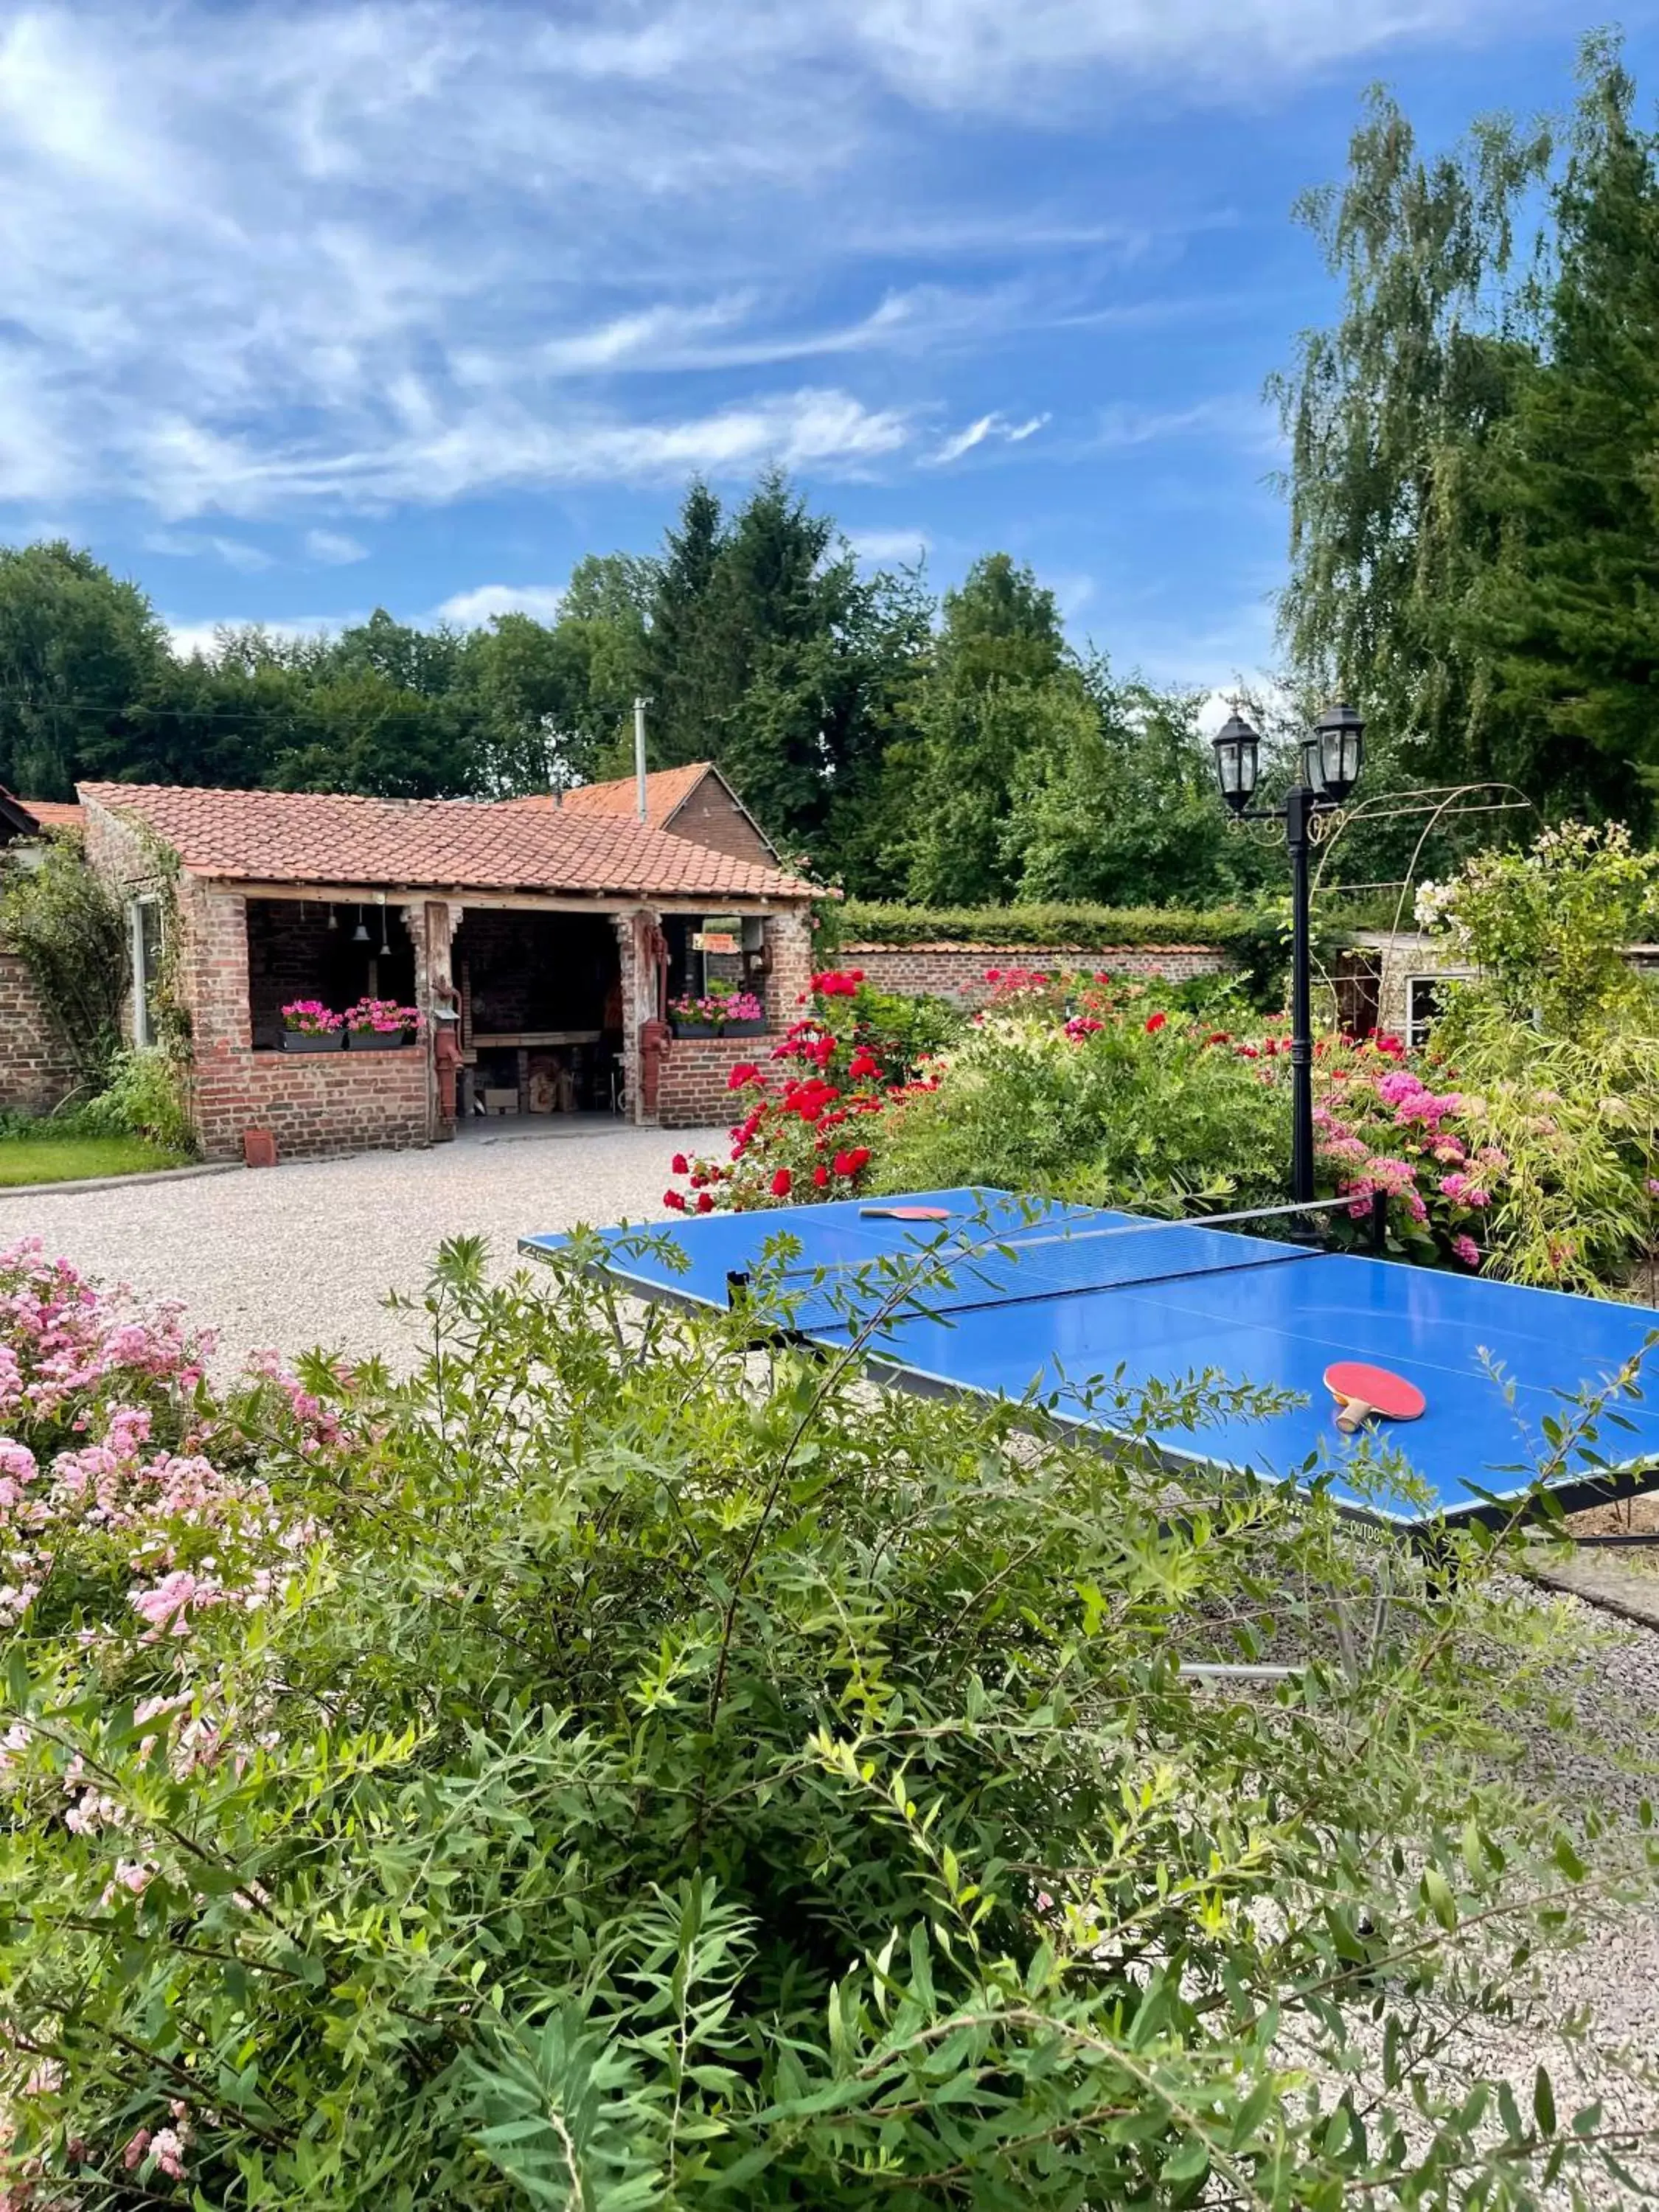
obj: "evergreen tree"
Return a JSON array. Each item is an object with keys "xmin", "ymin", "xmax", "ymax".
[
  {"xmin": 644, "ymin": 480, "xmax": 726, "ymax": 764},
  {"xmin": 899, "ymin": 554, "xmax": 1077, "ymax": 902},
  {"xmin": 698, "ymin": 471, "xmax": 844, "ymax": 843}
]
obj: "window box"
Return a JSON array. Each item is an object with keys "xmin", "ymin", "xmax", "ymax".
[
  {"xmin": 670, "ymin": 1015, "xmax": 766, "ymax": 1040},
  {"xmin": 282, "ymin": 1031, "xmax": 344, "ymax": 1053},
  {"xmin": 347, "ymin": 1030, "xmax": 416, "ymax": 1051}
]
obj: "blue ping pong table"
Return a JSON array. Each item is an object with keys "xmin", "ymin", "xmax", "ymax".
[{"xmin": 520, "ymin": 1186, "xmax": 1659, "ymax": 1529}]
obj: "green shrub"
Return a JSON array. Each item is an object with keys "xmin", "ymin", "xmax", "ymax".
[
  {"xmin": 1418, "ymin": 822, "xmax": 1659, "ymax": 1034},
  {"xmin": 2, "ymin": 1237, "xmax": 1652, "ymax": 2205},
  {"xmin": 77, "ymin": 1044, "xmax": 196, "ymax": 1155},
  {"xmin": 840, "ymin": 897, "xmax": 1256, "ymax": 950},
  {"xmin": 875, "ymin": 993, "xmax": 1290, "ymax": 1214},
  {"xmin": 843, "ymin": 977, "xmax": 961, "ymax": 1075},
  {"xmin": 1426, "ymin": 1002, "xmax": 1659, "ymax": 1292}
]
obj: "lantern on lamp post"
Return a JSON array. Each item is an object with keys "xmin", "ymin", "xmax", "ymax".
[{"xmin": 1210, "ymin": 702, "xmax": 1366, "ymax": 1208}]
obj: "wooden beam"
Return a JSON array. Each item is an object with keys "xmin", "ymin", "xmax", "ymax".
[{"xmin": 206, "ymin": 880, "xmax": 800, "ymax": 916}]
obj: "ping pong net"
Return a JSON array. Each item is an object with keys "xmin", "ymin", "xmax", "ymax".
[{"xmin": 724, "ymin": 1200, "xmax": 1342, "ymax": 1335}]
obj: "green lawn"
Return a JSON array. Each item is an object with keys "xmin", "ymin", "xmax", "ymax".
[{"xmin": 0, "ymin": 1134, "xmax": 193, "ymax": 1188}]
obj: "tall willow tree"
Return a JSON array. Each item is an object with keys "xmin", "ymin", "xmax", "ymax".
[
  {"xmin": 1471, "ymin": 40, "xmax": 1659, "ymax": 822},
  {"xmin": 1271, "ymin": 91, "xmax": 1551, "ymax": 808}
]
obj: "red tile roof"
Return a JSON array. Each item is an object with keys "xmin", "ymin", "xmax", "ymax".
[
  {"xmin": 498, "ymin": 763, "xmax": 712, "ymax": 825},
  {"xmin": 77, "ymin": 782, "xmax": 815, "ymax": 902},
  {"xmin": 18, "ymin": 799, "xmax": 83, "ymax": 832}
]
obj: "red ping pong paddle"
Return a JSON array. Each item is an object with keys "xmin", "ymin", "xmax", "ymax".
[
  {"xmin": 1324, "ymin": 1361, "xmax": 1426, "ymax": 1434},
  {"xmin": 859, "ymin": 1205, "xmax": 952, "ymax": 1221}
]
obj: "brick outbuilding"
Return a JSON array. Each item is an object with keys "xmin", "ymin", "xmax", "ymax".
[{"xmin": 69, "ymin": 775, "xmax": 818, "ymax": 1161}]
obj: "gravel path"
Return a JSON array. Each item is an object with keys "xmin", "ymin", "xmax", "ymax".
[{"xmin": 0, "ymin": 1123, "xmax": 714, "ymax": 1369}]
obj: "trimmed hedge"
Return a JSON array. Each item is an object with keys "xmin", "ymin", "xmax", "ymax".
[
  {"xmin": 822, "ymin": 901, "xmax": 1372, "ymax": 1008},
  {"xmin": 835, "ymin": 899, "xmax": 1273, "ymax": 951},
  {"xmin": 828, "ymin": 900, "xmax": 1289, "ymax": 1001}
]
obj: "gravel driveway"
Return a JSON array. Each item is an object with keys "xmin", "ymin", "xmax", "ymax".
[{"xmin": 0, "ymin": 1121, "xmax": 715, "ymax": 1368}]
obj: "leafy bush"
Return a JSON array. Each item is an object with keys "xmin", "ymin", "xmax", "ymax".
[
  {"xmin": 77, "ymin": 1046, "xmax": 195, "ymax": 1155},
  {"xmin": 1405, "ymin": 827, "xmax": 1659, "ymax": 1287},
  {"xmin": 1421, "ymin": 1004, "xmax": 1659, "ymax": 1292},
  {"xmin": 874, "ymin": 981, "xmax": 1291, "ymax": 1215},
  {"xmin": 0, "ymin": 840, "xmax": 128, "ymax": 1090},
  {"xmin": 1417, "ymin": 821, "xmax": 1659, "ymax": 1034},
  {"xmin": 838, "ymin": 899, "xmax": 1262, "ymax": 950},
  {"xmin": 2, "ymin": 1232, "xmax": 1654, "ymax": 2206}
]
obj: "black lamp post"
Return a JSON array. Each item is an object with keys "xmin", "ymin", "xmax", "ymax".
[{"xmin": 1211, "ymin": 703, "xmax": 1366, "ymax": 1207}]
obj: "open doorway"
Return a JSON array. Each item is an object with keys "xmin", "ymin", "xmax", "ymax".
[{"xmin": 451, "ymin": 909, "xmax": 623, "ymax": 1121}]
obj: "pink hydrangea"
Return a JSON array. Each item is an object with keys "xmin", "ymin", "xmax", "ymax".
[
  {"xmin": 1438, "ymin": 1172, "xmax": 1492, "ymax": 1209},
  {"xmin": 1452, "ymin": 1234, "xmax": 1481, "ymax": 1268},
  {"xmin": 1375, "ymin": 1071, "xmax": 1426, "ymax": 1107},
  {"xmin": 1360, "ymin": 1156, "xmax": 1418, "ymax": 1196}
]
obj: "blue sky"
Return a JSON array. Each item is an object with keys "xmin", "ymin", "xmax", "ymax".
[{"xmin": 4, "ymin": 1, "xmax": 1658, "ymax": 690}]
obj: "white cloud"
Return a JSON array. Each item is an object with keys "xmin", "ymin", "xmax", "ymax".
[
  {"xmin": 142, "ymin": 529, "xmax": 271, "ymax": 570},
  {"xmin": 0, "ymin": 1, "xmax": 1519, "ymax": 529},
  {"xmin": 1093, "ymin": 396, "xmax": 1276, "ymax": 451},
  {"xmin": 436, "ymin": 583, "xmax": 565, "ymax": 626},
  {"xmin": 164, "ymin": 613, "xmax": 344, "ymax": 661},
  {"xmin": 844, "ymin": 526, "xmax": 932, "ymax": 563},
  {"xmin": 835, "ymin": 0, "xmax": 1518, "ymax": 111},
  {"xmin": 209, "ymin": 536, "xmax": 272, "ymax": 572},
  {"xmin": 305, "ymin": 528, "xmax": 369, "ymax": 563},
  {"xmin": 929, "ymin": 410, "xmax": 1049, "ymax": 465}
]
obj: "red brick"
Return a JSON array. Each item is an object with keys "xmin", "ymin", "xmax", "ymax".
[{"xmin": 0, "ymin": 948, "xmax": 81, "ymax": 1113}]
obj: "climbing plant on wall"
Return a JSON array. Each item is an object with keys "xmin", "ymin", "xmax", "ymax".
[{"xmin": 0, "ymin": 836, "xmax": 129, "ymax": 1089}]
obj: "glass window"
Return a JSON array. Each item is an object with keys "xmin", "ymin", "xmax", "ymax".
[
  {"xmin": 131, "ymin": 896, "xmax": 164, "ymax": 1048},
  {"xmin": 1405, "ymin": 975, "xmax": 1441, "ymax": 1049}
]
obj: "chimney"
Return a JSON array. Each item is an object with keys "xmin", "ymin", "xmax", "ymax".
[{"xmin": 633, "ymin": 696, "xmax": 650, "ymax": 823}]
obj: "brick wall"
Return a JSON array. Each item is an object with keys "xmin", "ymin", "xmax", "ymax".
[
  {"xmin": 190, "ymin": 1043, "xmax": 429, "ymax": 1161},
  {"xmin": 656, "ymin": 1036, "xmax": 770, "ymax": 1129},
  {"xmin": 632, "ymin": 905, "xmax": 813, "ymax": 1127},
  {"xmin": 183, "ymin": 887, "xmax": 433, "ymax": 1162},
  {"xmin": 765, "ymin": 909, "xmax": 814, "ymax": 1024},
  {"xmin": 667, "ymin": 777, "xmax": 777, "ymax": 866},
  {"xmin": 841, "ymin": 942, "xmax": 1233, "ymax": 1006},
  {"xmin": 0, "ymin": 946, "xmax": 80, "ymax": 1113}
]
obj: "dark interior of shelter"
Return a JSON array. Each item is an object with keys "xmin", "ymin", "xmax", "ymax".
[
  {"xmin": 451, "ymin": 909, "xmax": 624, "ymax": 1116},
  {"xmin": 246, "ymin": 900, "xmax": 417, "ymax": 1050}
]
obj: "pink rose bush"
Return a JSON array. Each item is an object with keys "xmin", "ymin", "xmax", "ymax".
[{"xmin": 0, "ymin": 1239, "xmax": 373, "ymax": 2195}]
